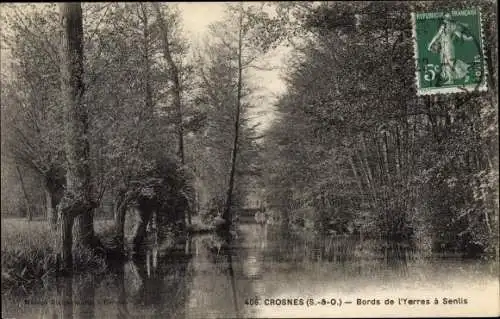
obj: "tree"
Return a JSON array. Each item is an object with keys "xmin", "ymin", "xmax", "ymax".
[
  {"xmin": 1, "ymin": 4, "xmax": 65, "ymax": 227},
  {"xmin": 152, "ymin": 2, "xmax": 194, "ymax": 224},
  {"xmin": 2, "ymin": 3, "xmax": 197, "ymax": 253},
  {"xmin": 77, "ymin": 3, "xmax": 194, "ymax": 245},
  {"xmin": 263, "ymin": 0, "xmax": 498, "ymax": 257},
  {"xmin": 15, "ymin": 165, "xmax": 32, "ymax": 221},
  {"xmin": 221, "ymin": 4, "xmax": 244, "ymax": 233},
  {"xmin": 153, "ymin": 2, "xmax": 186, "ymax": 165},
  {"xmin": 193, "ymin": 3, "xmax": 280, "ymax": 233},
  {"xmin": 58, "ymin": 2, "xmax": 96, "ymax": 270}
]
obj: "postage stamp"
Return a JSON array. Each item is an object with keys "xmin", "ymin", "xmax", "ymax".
[{"xmin": 412, "ymin": 8, "xmax": 488, "ymax": 95}]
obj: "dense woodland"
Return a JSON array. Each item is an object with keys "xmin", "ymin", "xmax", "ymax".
[
  {"xmin": 262, "ymin": 1, "xmax": 498, "ymax": 258},
  {"xmin": 1, "ymin": 0, "xmax": 498, "ymax": 275}
]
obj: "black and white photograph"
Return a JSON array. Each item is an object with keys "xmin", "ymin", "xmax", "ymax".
[{"xmin": 1, "ymin": 2, "xmax": 498, "ymax": 318}]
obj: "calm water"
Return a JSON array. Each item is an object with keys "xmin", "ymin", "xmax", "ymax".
[{"xmin": 2, "ymin": 224, "xmax": 499, "ymax": 318}]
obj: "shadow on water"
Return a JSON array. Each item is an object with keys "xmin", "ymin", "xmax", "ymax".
[
  {"xmin": 44, "ymin": 272, "xmax": 96, "ymax": 319},
  {"xmin": 197, "ymin": 234, "xmax": 241, "ymax": 317},
  {"xmin": 262, "ymin": 223, "xmax": 413, "ymax": 278},
  {"xmin": 115, "ymin": 262, "xmax": 128, "ymax": 319},
  {"xmin": 2, "ymin": 224, "xmax": 497, "ymax": 319},
  {"xmin": 123, "ymin": 236, "xmax": 192, "ymax": 319},
  {"xmin": 73, "ymin": 274, "xmax": 96, "ymax": 319},
  {"xmin": 61, "ymin": 276, "xmax": 74, "ymax": 319},
  {"xmin": 188, "ymin": 229, "xmax": 263, "ymax": 319},
  {"xmin": 217, "ymin": 236, "xmax": 241, "ymax": 317},
  {"xmin": 29, "ymin": 237, "xmax": 194, "ymax": 319}
]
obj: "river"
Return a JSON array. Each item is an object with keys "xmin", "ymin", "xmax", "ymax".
[{"xmin": 2, "ymin": 223, "xmax": 499, "ymax": 318}]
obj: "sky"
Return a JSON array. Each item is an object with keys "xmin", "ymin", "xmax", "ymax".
[
  {"xmin": 0, "ymin": 2, "xmax": 288, "ymax": 131},
  {"xmin": 177, "ymin": 2, "xmax": 226, "ymax": 37},
  {"xmin": 176, "ymin": 2, "xmax": 289, "ymax": 131}
]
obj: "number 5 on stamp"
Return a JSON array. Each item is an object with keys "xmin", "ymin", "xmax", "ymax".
[{"xmin": 411, "ymin": 8, "xmax": 488, "ymax": 95}]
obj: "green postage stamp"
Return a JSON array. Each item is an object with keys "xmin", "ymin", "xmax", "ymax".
[{"xmin": 412, "ymin": 8, "xmax": 488, "ymax": 95}]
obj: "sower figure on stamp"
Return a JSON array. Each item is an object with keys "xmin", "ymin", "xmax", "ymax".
[{"xmin": 427, "ymin": 13, "xmax": 474, "ymax": 85}]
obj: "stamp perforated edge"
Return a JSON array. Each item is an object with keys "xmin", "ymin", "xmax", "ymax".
[{"xmin": 411, "ymin": 7, "xmax": 489, "ymax": 96}]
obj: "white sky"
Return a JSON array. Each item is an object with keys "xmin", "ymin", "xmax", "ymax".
[
  {"xmin": 176, "ymin": 2, "xmax": 288, "ymax": 131},
  {"xmin": 1, "ymin": 2, "xmax": 288, "ymax": 131},
  {"xmin": 177, "ymin": 2, "xmax": 227, "ymax": 38}
]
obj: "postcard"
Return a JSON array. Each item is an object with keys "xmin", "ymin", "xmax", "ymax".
[{"xmin": 1, "ymin": 2, "xmax": 498, "ymax": 318}]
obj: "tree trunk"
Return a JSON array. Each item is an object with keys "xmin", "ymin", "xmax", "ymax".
[
  {"xmin": 59, "ymin": 211, "xmax": 75, "ymax": 271},
  {"xmin": 58, "ymin": 3, "xmax": 95, "ymax": 270},
  {"xmin": 131, "ymin": 202, "xmax": 154, "ymax": 253},
  {"xmin": 114, "ymin": 199, "xmax": 128, "ymax": 246},
  {"xmin": 348, "ymin": 155, "xmax": 364, "ymax": 195},
  {"xmin": 142, "ymin": 5, "xmax": 153, "ymax": 114},
  {"xmin": 74, "ymin": 212, "xmax": 95, "ymax": 248},
  {"xmin": 45, "ymin": 188, "xmax": 56, "ymax": 226},
  {"xmin": 153, "ymin": 3, "xmax": 185, "ymax": 165},
  {"xmin": 220, "ymin": 7, "xmax": 244, "ymax": 234},
  {"xmin": 187, "ymin": 205, "xmax": 192, "ymax": 226},
  {"xmin": 16, "ymin": 165, "xmax": 32, "ymax": 221},
  {"xmin": 153, "ymin": 4, "xmax": 191, "ymax": 226},
  {"xmin": 45, "ymin": 179, "xmax": 63, "ymax": 229}
]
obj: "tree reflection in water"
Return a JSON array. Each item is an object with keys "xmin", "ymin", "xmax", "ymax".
[
  {"xmin": 115, "ymin": 262, "xmax": 129, "ymax": 319},
  {"xmin": 221, "ymin": 240, "xmax": 241, "ymax": 318},
  {"xmin": 192, "ymin": 232, "xmax": 261, "ymax": 319},
  {"xmin": 126, "ymin": 237, "xmax": 192, "ymax": 319},
  {"xmin": 2, "ymin": 224, "xmax": 497, "ymax": 319},
  {"xmin": 59, "ymin": 276, "xmax": 73, "ymax": 319},
  {"xmin": 73, "ymin": 274, "xmax": 95, "ymax": 319}
]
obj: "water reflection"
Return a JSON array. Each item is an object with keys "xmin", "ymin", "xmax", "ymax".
[
  {"xmin": 115, "ymin": 263, "xmax": 128, "ymax": 319},
  {"xmin": 187, "ymin": 234, "xmax": 254, "ymax": 319},
  {"xmin": 125, "ymin": 238, "xmax": 191, "ymax": 318},
  {"xmin": 1, "ymin": 224, "xmax": 498, "ymax": 319},
  {"xmin": 226, "ymin": 244, "xmax": 240, "ymax": 317},
  {"xmin": 73, "ymin": 275, "xmax": 95, "ymax": 319},
  {"xmin": 41, "ymin": 274, "xmax": 95, "ymax": 319},
  {"xmin": 61, "ymin": 277, "xmax": 73, "ymax": 319}
]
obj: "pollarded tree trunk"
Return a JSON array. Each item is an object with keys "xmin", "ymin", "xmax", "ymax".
[
  {"xmin": 59, "ymin": 212, "xmax": 75, "ymax": 272},
  {"xmin": 131, "ymin": 203, "xmax": 155, "ymax": 255},
  {"xmin": 44, "ymin": 166, "xmax": 66, "ymax": 228},
  {"xmin": 45, "ymin": 185, "xmax": 62, "ymax": 228},
  {"xmin": 46, "ymin": 188, "xmax": 56, "ymax": 225},
  {"xmin": 114, "ymin": 195, "xmax": 129, "ymax": 247},
  {"xmin": 74, "ymin": 211, "xmax": 95, "ymax": 248},
  {"xmin": 16, "ymin": 165, "xmax": 32, "ymax": 221},
  {"xmin": 58, "ymin": 3, "xmax": 96, "ymax": 271}
]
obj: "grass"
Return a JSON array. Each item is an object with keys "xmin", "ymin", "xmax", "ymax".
[
  {"xmin": 1, "ymin": 214, "xmax": 209, "ymax": 292},
  {"xmin": 1, "ymin": 218, "xmax": 109, "ymax": 293}
]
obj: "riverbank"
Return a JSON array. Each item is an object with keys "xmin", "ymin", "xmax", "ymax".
[
  {"xmin": 1, "ymin": 216, "xmax": 216, "ymax": 293},
  {"xmin": 2, "ymin": 222, "xmax": 498, "ymax": 319},
  {"xmin": 1, "ymin": 219, "xmax": 111, "ymax": 293}
]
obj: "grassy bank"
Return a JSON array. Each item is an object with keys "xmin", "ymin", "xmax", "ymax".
[
  {"xmin": 1, "ymin": 215, "xmax": 213, "ymax": 292},
  {"xmin": 1, "ymin": 219, "xmax": 110, "ymax": 293}
]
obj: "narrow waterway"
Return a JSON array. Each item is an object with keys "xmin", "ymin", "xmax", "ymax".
[{"xmin": 2, "ymin": 223, "xmax": 498, "ymax": 318}]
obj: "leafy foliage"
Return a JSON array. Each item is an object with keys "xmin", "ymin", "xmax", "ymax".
[{"xmin": 263, "ymin": 0, "xmax": 498, "ymax": 258}]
